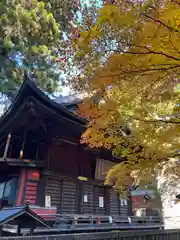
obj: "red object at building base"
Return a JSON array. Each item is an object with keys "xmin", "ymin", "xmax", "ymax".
[{"xmin": 96, "ymin": 216, "xmax": 100, "ymax": 224}]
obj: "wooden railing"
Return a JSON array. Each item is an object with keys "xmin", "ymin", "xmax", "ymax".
[
  {"xmin": 2, "ymin": 229, "xmax": 180, "ymax": 239},
  {"xmin": 39, "ymin": 214, "xmax": 163, "ymax": 231},
  {"xmin": 2, "ymin": 215, "xmax": 163, "ymax": 236}
]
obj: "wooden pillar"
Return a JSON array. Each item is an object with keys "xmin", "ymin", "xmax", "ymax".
[
  {"xmin": 128, "ymin": 194, "xmax": 133, "ymax": 216},
  {"xmin": 59, "ymin": 179, "xmax": 64, "ymax": 213},
  {"xmin": 16, "ymin": 169, "xmax": 27, "ymax": 206},
  {"xmin": 3, "ymin": 133, "xmax": 11, "ymax": 159},
  {"xmin": 17, "ymin": 225, "xmax": 21, "ymax": 236},
  {"xmin": 93, "ymin": 186, "xmax": 96, "ymax": 215},
  {"xmin": 36, "ymin": 174, "xmax": 46, "ymax": 207},
  {"xmin": 30, "ymin": 227, "xmax": 35, "ymax": 236},
  {"xmin": 105, "ymin": 187, "xmax": 110, "ymax": 215},
  {"xmin": 118, "ymin": 193, "xmax": 121, "ymax": 216},
  {"xmin": 76, "ymin": 181, "xmax": 83, "ymax": 214}
]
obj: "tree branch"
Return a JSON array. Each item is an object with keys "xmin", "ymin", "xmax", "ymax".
[
  {"xmin": 169, "ymin": 34, "xmax": 180, "ymax": 55},
  {"xmin": 98, "ymin": 65, "xmax": 180, "ymax": 78},
  {"xmin": 132, "ymin": 116, "xmax": 180, "ymax": 124},
  {"xmin": 113, "ymin": 44, "xmax": 180, "ymax": 61},
  {"xmin": 144, "ymin": 14, "xmax": 180, "ymax": 33},
  {"xmin": 123, "ymin": 50, "xmax": 180, "ymax": 61}
]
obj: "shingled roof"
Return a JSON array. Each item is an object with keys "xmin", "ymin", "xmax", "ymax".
[{"xmin": 0, "ymin": 205, "xmax": 50, "ymax": 228}]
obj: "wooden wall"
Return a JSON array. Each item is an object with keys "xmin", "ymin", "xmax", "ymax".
[
  {"xmin": 43, "ymin": 173, "xmax": 131, "ymax": 216},
  {"xmin": 95, "ymin": 158, "xmax": 115, "ymax": 181},
  {"xmin": 109, "ymin": 188, "xmax": 120, "ymax": 216},
  {"xmin": 41, "ymin": 138, "xmax": 131, "ymax": 216},
  {"xmin": 81, "ymin": 182, "xmax": 94, "ymax": 214},
  {"xmin": 45, "ymin": 175, "xmax": 98, "ymax": 214},
  {"xmin": 47, "ymin": 140, "xmax": 95, "ymax": 179}
]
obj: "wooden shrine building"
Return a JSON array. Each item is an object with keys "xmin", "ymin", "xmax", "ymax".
[{"xmin": 0, "ymin": 79, "xmax": 132, "ymax": 218}]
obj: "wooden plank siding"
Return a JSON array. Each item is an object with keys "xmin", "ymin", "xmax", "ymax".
[
  {"xmin": 109, "ymin": 189, "xmax": 120, "ymax": 216},
  {"xmin": 80, "ymin": 183, "xmax": 94, "ymax": 214},
  {"xmin": 43, "ymin": 140, "xmax": 132, "ymax": 216},
  {"xmin": 61, "ymin": 180, "xmax": 77, "ymax": 214},
  {"xmin": 95, "ymin": 158, "xmax": 115, "ymax": 181},
  {"xmin": 94, "ymin": 185, "xmax": 107, "ymax": 215},
  {"xmin": 45, "ymin": 176, "xmax": 62, "ymax": 211},
  {"xmin": 44, "ymin": 174, "xmax": 131, "ymax": 217},
  {"xmin": 119, "ymin": 198, "xmax": 130, "ymax": 216}
]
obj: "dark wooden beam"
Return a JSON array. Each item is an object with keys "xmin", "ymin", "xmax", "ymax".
[
  {"xmin": 17, "ymin": 225, "xmax": 21, "ymax": 236},
  {"xmin": 54, "ymin": 137, "xmax": 79, "ymax": 146}
]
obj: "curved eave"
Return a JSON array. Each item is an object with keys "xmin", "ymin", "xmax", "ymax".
[
  {"xmin": 25, "ymin": 79, "xmax": 87, "ymax": 125},
  {"xmin": 0, "ymin": 77, "xmax": 87, "ymax": 134},
  {"xmin": 0, "ymin": 78, "xmax": 122, "ymax": 163}
]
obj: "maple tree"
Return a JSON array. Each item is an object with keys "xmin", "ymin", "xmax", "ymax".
[
  {"xmin": 72, "ymin": 0, "xmax": 180, "ymax": 194},
  {"xmin": 57, "ymin": 0, "xmax": 101, "ymax": 87}
]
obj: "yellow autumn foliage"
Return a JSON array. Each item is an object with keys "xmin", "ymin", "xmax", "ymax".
[{"xmin": 73, "ymin": 0, "xmax": 180, "ymax": 194}]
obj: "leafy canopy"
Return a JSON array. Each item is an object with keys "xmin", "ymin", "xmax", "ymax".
[
  {"xmin": 73, "ymin": 0, "xmax": 180, "ymax": 193},
  {"xmin": 0, "ymin": 0, "xmax": 86, "ymax": 98},
  {"xmin": 0, "ymin": 0, "xmax": 62, "ymax": 97},
  {"xmin": 0, "ymin": 0, "xmax": 101, "ymax": 97}
]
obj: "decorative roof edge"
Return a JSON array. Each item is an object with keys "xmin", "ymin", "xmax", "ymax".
[{"xmin": 0, "ymin": 76, "xmax": 87, "ymax": 134}]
